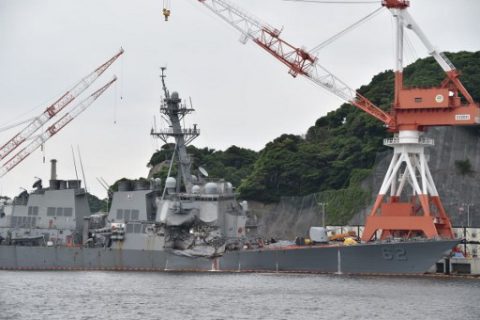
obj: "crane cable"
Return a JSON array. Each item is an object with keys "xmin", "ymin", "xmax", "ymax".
[
  {"xmin": 404, "ymin": 29, "xmax": 419, "ymax": 65},
  {"xmin": 309, "ymin": 6, "xmax": 384, "ymax": 54},
  {"xmin": 0, "ymin": 117, "xmax": 36, "ymax": 133}
]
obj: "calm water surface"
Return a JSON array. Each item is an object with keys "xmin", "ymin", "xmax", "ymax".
[{"xmin": 0, "ymin": 271, "xmax": 479, "ymax": 320}]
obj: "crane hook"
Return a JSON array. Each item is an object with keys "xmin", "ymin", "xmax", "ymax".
[
  {"xmin": 163, "ymin": 8, "xmax": 171, "ymax": 21},
  {"xmin": 162, "ymin": 0, "xmax": 171, "ymax": 22}
]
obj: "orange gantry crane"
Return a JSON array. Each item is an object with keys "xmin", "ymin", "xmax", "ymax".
[
  {"xmin": 0, "ymin": 49, "xmax": 123, "ymax": 177},
  {"xmin": 196, "ymin": 0, "xmax": 479, "ymax": 241}
]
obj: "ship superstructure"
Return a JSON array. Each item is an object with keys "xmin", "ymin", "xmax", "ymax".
[
  {"xmin": 103, "ymin": 69, "xmax": 248, "ymax": 257},
  {"xmin": 0, "ymin": 159, "xmax": 90, "ymax": 247}
]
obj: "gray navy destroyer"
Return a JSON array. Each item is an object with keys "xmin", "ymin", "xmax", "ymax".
[{"xmin": 0, "ymin": 70, "xmax": 458, "ymax": 274}]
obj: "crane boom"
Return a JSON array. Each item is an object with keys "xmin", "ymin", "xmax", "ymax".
[
  {"xmin": 197, "ymin": 0, "xmax": 394, "ymax": 127},
  {"xmin": 0, "ymin": 76, "xmax": 117, "ymax": 178},
  {"xmin": 0, "ymin": 48, "xmax": 124, "ymax": 161}
]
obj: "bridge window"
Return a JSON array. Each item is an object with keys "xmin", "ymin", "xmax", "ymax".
[
  {"xmin": 124, "ymin": 209, "xmax": 131, "ymax": 221},
  {"xmin": 64, "ymin": 208, "xmax": 73, "ymax": 217},
  {"xmin": 131, "ymin": 210, "xmax": 139, "ymax": 220},
  {"xmin": 28, "ymin": 206, "xmax": 39, "ymax": 216},
  {"xmin": 47, "ymin": 207, "xmax": 55, "ymax": 216}
]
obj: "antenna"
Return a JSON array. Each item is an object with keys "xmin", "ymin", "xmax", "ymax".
[
  {"xmin": 160, "ymin": 115, "xmax": 170, "ymax": 124},
  {"xmin": 77, "ymin": 145, "xmax": 88, "ymax": 192},
  {"xmin": 101, "ymin": 177, "xmax": 111, "ymax": 192},
  {"xmin": 160, "ymin": 67, "xmax": 169, "ymax": 98},
  {"xmin": 32, "ymin": 177, "xmax": 42, "ymax": 189},
  {"xmin": 120, "ymin": 51, "xmax": 124, "ymax": 101},
  {"xmin": 114, "ymin": 77, "xmax": 118, "ymax": 125},
  {"xmin": 71, "ymin": 145, "xmax": 79, "ymax": 181},
  {"xmin": 96, "ymin": 177, "xmax": 109, "ymax": 191},
  {"xmin": 96, "ymin": 177, "xmax": 111, "ymax": 213},
  {"xmin": 199, "ymin": 166, "xmax": 209, "ymax": 177}
]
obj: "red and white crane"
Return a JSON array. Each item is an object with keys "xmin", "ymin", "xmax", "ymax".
[
  {"xmin": 196, "ymin": 0, "xmax": 479, "ymax": 240},
  {"xmin": 0, "ymin": 76, "xmax": 117, "ymax": 178},
  {"xmin": 0, "ymin": 48, "xmax": 124, "ymax": 162}
]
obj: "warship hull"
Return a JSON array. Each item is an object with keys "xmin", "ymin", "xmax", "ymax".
[{"xmin": 0, "ymin": 239, "xmax": 457, "ymax": 274}]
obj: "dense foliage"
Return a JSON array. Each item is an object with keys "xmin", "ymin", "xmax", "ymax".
[
  {"xmin": 87, "ymin": 193, "xmax": 108, "ymax": 213},
  {"xmin": 148, "ymin": 144, "xmax": 258, "ymax": 189},
  {"xmin": 455, "ymin": 158, "xmax": 474, "ymax": 176}
]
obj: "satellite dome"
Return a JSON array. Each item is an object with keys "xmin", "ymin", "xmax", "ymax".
[
  {"xmin": 225, "ymin": 182, "xmax": 233, "ymax": 193},
  {"xmin": 192, "ymin": 185, "xmax": 201, "ymax": 194},
  {"xmin": 171, "ymin": 92, "xmax": 179, "ymax": 99},
  {"xmin": 204, "ymin": 182, "xmax": 218, "ymax": 195},
  {"xmin": 165, "ymin": 177, "xmax": 176, "ymax": 189}
]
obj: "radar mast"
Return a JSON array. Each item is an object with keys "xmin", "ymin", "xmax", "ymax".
[{"xmin": 151, "ymin": 68, "xmax": 200, "ymax": 193}]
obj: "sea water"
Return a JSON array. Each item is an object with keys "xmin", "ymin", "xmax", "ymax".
[{"xmin": 0, "ymin": 271, "xmax": 479, "ymax": 320}]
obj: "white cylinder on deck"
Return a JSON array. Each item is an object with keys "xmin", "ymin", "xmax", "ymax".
[
  {"xmin": 204, "ymin": 182, "xmax": 218, "ymax": 195},
  {"xmin": 165, "ymin": 177, "xmax": 176, "ymax": 189}
]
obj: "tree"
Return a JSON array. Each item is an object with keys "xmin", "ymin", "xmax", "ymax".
[{"xmin": 455, "ymin": 158, "xmax": 474, "ymax": 176}]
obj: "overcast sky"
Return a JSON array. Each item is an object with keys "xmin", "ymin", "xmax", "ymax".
[{"xmin": 0, "ymin": 0, "xmax": 479, "ymax": 199}]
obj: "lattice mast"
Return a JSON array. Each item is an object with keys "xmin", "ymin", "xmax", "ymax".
[
  {"xmin": 150, "ymin": 68, "xmax": 199, "ymax": 193},
  {"xmin": 196, "ymin": 0, "xmax": 479, "ymax": 240},
  {"xmin": 0, "ymin": 48, "xmax": 124, "ymax": 162},
  {"xmin": 0, "ymin": 76, "xmax": 117, "ymax": 178}
]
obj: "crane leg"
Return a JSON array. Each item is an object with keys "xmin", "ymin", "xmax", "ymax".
[{"xmin": 361, "ymin": 130, "xmax": 454, "ymax": 242}]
